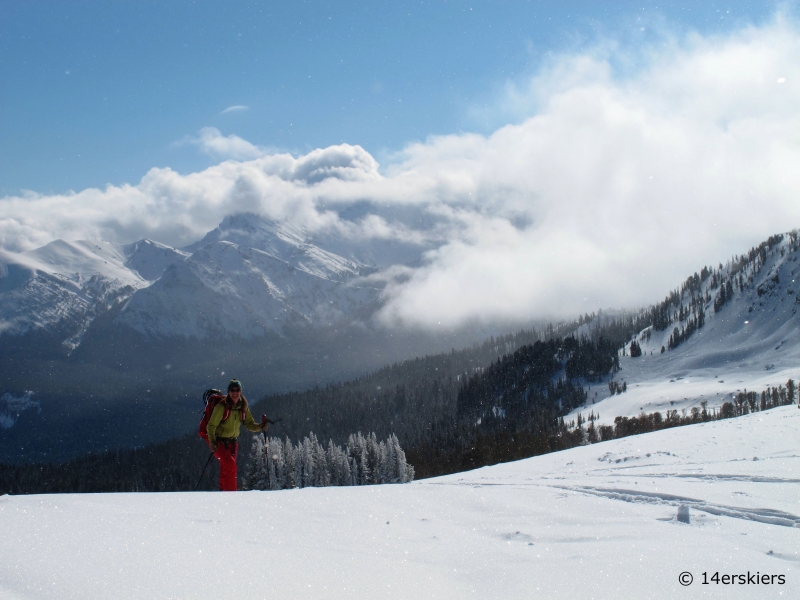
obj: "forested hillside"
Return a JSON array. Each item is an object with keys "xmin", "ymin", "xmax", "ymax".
[{"xmin": 645, "ymin": 232, "xmax": 795, "ymax": 352}]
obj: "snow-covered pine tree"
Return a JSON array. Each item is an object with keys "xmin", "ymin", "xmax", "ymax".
[
  {"xmin": 356, "ymin": 433, "xmax": 368, "ymax": 483},
  {"xmin": 241, "ymin": 438, "xmax": 259, "ymax": 490},
  {"xmin": 284, "ymin": 438, "xmax": 297, "ymax": 489},
  {"xmin": 313, "ymin": 435, "xmax": 329, "ymax": 487},
  {"xmin": 377, "ymin": 440, "xmax": 388, "ymax": 484},
  {"xmin": 389, "ymin": 433, "xmax": 415, "ymax": 483},
  {"xmin": 301, "ymin": 435, "xmax": 315, "ymax": 488},
  {"xmin": 366, "ymin": 433, "xmax": 381, "ymax": 484},
  {"xmin": 243, "ymin": 435, "xmax": 269, "ymax": 490},
  {"xmin": 267, "ymin": 447, "xmax": 278, "ymax": 490},
  {"xmin": 385, "ymin": 435, "xmax": 398, "ymax": 483},
  {"xmin": 267, "ymin": 438, "xmax": 286, "ymax": 490},
  {"xmin": 274, "ymin": 438, "xmax": 287, "ymax": 489},
  {"xmin": 293, "ymin": 438, "xmax": 303, "ymax": 488},
  {"xmin": 327, "ymin": 440, "xmax": 350, "ymax": 486}
]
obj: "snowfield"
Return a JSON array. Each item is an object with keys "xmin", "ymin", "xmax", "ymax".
[{"xmin": 1, "ymin": 406, "xmax": 797, "ymax": 599}]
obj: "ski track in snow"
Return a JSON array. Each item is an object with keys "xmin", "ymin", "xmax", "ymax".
[
  {"xmin": 433, "ymin": 478, "xmax": 800, "ymax": 527},
  {"xmin": 561, "ymin": 487, "xmax": 800, "ymax": 528},
  {"xmin": 1, "ymin": 406, "xmax": 798, "ymax": 599}
]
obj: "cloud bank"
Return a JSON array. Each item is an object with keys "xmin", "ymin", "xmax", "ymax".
[{"xmin": 3, "ymin": 17, "xmax": 800, "ymax": 329}]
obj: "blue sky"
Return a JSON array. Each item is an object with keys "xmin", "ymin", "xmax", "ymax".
[{"xmin": 0, "ymin": 0, "xmax": 781, "ymax": 196}]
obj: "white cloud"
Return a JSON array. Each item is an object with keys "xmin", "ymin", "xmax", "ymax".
[
  {"xmin": 221, "ymin": 105, "xmax": 250, "ymax": 114},
  {"xmin": 191, "ymin": 126, "xmax": 265, "ymax": 160},
  {"xmin": 3, "ymin": 17, "xmax": 800, "ymax": 329},
  {"xmin": 290, "ymin": 145, "xmax": 381, "ymax": 184}
]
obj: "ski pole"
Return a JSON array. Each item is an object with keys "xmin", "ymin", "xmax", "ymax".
[
  {"xmin": 260, "ymin": 415, "xmax": 282, "ymax": 438},
  {"xmin": 261, "ymin": 414, "xmax": 282, "ymax": 450},
  {"xmin": 194, "ymin": 451, "xmax": 215, "ymax": 491}
]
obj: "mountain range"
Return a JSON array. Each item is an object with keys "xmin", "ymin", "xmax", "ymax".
[{"xmin": 0, "ymin": 214, "xmax": 382, "ymax": 342}]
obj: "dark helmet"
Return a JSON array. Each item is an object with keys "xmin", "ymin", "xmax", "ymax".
[{"xmin": 227, "ymin": 379, "xmax": 242, "ymax": 392}]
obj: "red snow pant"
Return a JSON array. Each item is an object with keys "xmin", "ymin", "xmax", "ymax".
[{"xmin": 214, "ymin": 439, "xmax": 239, "ymax": 491}]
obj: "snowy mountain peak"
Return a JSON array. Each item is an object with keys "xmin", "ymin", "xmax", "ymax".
[
  {"xmin": 18, "ymin": 238, "xmax": 141, "ymax": 286},
  {"xmin": 184, "ymin": 212, "xmax": 365, "ymax": 280},
  {"xmin": 184, "ymin": 213, "xmax": 305, "ymax": 252},
  {"xmin": 116, "ymin": 234, "xmax": 380, "ymax": 339},
  {"xmin": 121, "ymin": 238, "xmax": 189, "ymax": 282}
]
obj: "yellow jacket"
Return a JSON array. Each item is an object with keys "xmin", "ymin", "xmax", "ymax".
[{"xmin": 206, "ymin": 396, "xmax": 262, "ymax": 443}]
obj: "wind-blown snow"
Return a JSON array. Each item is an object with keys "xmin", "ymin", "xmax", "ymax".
[{"xmin": 1, "ymin": 406, "xmax": 797, "ymax": 599}]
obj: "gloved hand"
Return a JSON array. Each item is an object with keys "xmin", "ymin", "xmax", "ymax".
[
  {"xmin": 209, "ymin": 441, "xmax": 218, "ymax": 452},
  {"xmin": 261, "ymin": 423, "xmax": 269, "ymax": 433}
]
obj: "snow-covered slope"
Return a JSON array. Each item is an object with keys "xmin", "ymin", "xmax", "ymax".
[
  {"xmin": 571, "ymin": 234, "xmax": 800, "ymax": 424},
  {"xmin": 0, "ymin": 237, "xmax": 189, "ymax": 347},
  {"xmin": 1, "ymin": 406, "xmax": 796, "ymax": 599},
  {"xmin": 121, "ymin": 239, "xmax": 190, "ymax": 282},
  {"xmin": 0, "ymin": 240, "xmax": 143, "ymax": 345}
]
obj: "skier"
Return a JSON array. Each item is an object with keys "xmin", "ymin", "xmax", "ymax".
[{"xmin": 206, "ymin": 379, "xmax": 267, "ymax": 491}]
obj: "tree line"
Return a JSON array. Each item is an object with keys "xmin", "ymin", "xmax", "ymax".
[
  {"xmin": 590, "ymin": 379, "xmax": 797, "ymax": 439},
  {"xmin": 0, "ymin": 327, "xmax": 620, "ymax": 494},
  {"xmin": 0, "ymin": 432, "xmax": 218, "ymax": 494},
  {"xmin": 243, "ymin": 432, "xmax": 414, "ymax": 491}
]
